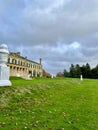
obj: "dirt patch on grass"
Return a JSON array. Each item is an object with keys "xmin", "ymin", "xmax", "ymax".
[{"xmin": 0, "ymin": 91, "xmax": 11, "ymax": 107}]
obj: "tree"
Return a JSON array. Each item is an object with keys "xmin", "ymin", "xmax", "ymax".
[
  {"xmin": 81, "ymin": 63, "xmax": 91, "ymax": 78},
  {"xmin": 91, "ymin": 65, "xmax": 98, "ymax": 79},
  {"xmin": 43, "ymin": 69, "xmax": 51, "ymax": 78},
  {"xmin": 85, "ymin": 63, "xmax": 91, "ymax": 78},
  {"xmin": 56, "ymin": 72, "xmax": 64, "ymax": 77},
  {"xmin": 69, "ymin": 64, "xmax": 76, "ymax": 77},
  {"xmin": 81, "ymin": 65, "xmax": 86, "ymax": 78},
  {"xmin": 63, "ymin": 69, "xmax": 70, "ymax": 77},
  {"xmin": 75, "ymin": 64, "xmax": 81, "ymax": 78},
  {"xmin": 63, "ymin": 62, "xmax": 98, "ymax": 79}
]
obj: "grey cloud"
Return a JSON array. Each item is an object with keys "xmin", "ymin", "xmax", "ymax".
[
  {"xmin": 14, "ymin": 0, "xmax": 98, "ymax": 46},
  {"xmin": 1, "ymin": 0, "xmax": 98, "ymax": 45},
  {"xmin": 0, "ymin": 0, "xmax": 98, "ymax": 74}
]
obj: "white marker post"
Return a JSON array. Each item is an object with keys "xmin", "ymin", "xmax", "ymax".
[
  {"xmin": 80, "ymin": 74, "xmax": 83, "ymax": 81},
  {"xmin": 51, "ymin": 74, "xmax": 53, "ymax": 78}
]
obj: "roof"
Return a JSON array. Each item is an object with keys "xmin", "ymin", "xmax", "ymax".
[{"xmin": 9, "ymin": 52, "xmax": 40, "ymax": 65}]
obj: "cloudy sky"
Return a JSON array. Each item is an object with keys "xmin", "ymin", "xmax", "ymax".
[{"xmin": 0, "ymin": 0, "xmax": 98, "ymax": 75}]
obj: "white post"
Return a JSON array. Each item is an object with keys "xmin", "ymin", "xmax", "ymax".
[
  {"xmin": 80, "ymin": 74, "xmax": 83, "ymax": 81},
  {"xmin": 51, "ymin": 74, "xmax": 53, "ymax": 78}
]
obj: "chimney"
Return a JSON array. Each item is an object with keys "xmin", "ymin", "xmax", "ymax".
[{"xmin": 40, "ymin": 58, "xmax": 42, "ymax": 65}]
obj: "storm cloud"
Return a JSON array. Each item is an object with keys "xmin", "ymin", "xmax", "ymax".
[{"xmin": 0, "ymin": 0, "xmax": 98, "ymax": 75}]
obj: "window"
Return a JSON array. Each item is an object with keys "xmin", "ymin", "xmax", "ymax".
[{"xmin": 8, "ymin": 58, "xmax": 10, "ymax": 63}]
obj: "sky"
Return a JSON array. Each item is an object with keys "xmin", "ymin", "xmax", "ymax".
[{"xmin": 0, "ymin": 0, "xmax": 98, "ymax": 75}]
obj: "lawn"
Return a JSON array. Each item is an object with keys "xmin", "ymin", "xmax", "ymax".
[{"xmin": 0, "ymin": 77, "xmax": 98, "ymax": 130}]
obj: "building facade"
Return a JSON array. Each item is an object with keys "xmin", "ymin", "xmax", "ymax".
[{"xmin": 7, "ymin": 52, "xmax": 43, "ymax": 78}]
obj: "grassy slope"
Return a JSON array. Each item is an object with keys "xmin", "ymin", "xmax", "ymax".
[{"xmin": 0, "ymin": 77, "xmax": 98, "ymax": 130}]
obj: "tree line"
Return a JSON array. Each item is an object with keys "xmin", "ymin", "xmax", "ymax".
[{"xmin": 56, "ymin": 63, "xmax": 98, "ymax": 79}]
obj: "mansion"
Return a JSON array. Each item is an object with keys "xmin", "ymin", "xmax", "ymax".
[{"xmin": 7, "ymin": 52, "xmax": 43, "ymax": 78}]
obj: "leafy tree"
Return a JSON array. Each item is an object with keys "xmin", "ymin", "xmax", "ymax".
[
  {"xmin": 60, "ymin": 63, "xmax": 98, "ymax": 79},
  {"xmin": 63, "ymin": 69, "xmax": 70, "ymax": 77},
  {"xmin": 81, "ymin": 65, "xmax": 86, "ymax": 78},
  {"xmin": 69, "ymin": 64, "xmax": 76, "ymax": 77},
  {"xmin": 75, "ymin": 64, "xmax": 81, "ymax": 78},
  {"xmin": 91, "ymin": 65, "xmax": 98, "ymax": 79},
  {"xmin": 85, "ymin": 63, "xmax": 91, "ymax": 78},
  {"xmin": 80, "ymin": 63, "xmax": 91, "ymax": 78},
  {"xmin": 56, "ymin": 72, "xmax": 64, "ymax": 77}
]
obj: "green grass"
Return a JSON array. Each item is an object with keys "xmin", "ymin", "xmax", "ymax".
[{"xmin": 0, "ymin": 77, "xmax": 98, "ymax": 130}]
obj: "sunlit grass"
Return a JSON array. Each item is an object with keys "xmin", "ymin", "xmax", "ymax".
[{"xmin": 0, "ymin": 77, "xmax": 98, "ymax": 130}]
